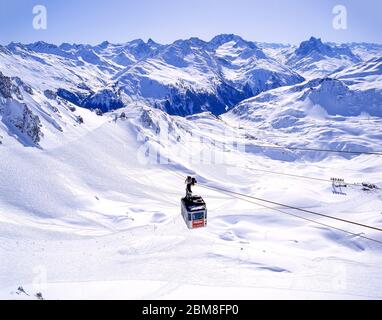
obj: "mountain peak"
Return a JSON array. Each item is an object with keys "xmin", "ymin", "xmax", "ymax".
[
  {"xmin": 295, "ymin": 37, "xmax": 331, "ymax": 56},
  {"xmin": 128, "ymin": 39, "xmax": 146, "ymax": 46},
  {"xmin": 170, "ymin": 37, "xmax": 206, "ymax": 51},
  {"xmin": 59, "ymin": 42, "xmax": 74, "ymax": 50},
  {"xmin": 147, "ymin": 38, "xmax": 157, "ymax": 46},
  {"xmin": 97, "ymin": 41, "xmax": 111, "ymax": 48},
  {"xmin": 208, "ymin": 34, "xmax": 260, "ymax": 53},
  {"xmin": 308, "ymin": 36, "xmax": 322, "ymax": 43},
  {"xmin": 26, "ymin": 41, "xmax": 59, "ymax": 50},
  {"xmin": 209, "ymin": 34, "xmax": 245, "ymax": 46},
  {"xmin": 187, "ymin": 37, "xmax": 206, "ymax": 45},
  {"xmin": 6, "ymin": 42, "xmax": 25, "ymax": 51}
]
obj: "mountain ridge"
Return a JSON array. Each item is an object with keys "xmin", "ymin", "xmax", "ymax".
[{"xmin": 0, "ymin": 34, "xmax": 381, "ymax": 118}]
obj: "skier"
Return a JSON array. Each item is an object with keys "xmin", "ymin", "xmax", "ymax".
[{"xmin": 185, "ymin": 176, "xmax": 197, "ymax": 199}]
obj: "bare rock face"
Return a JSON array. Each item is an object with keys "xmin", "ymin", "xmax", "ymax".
[
  {"xmin": 0, "ymin": 72, "xmax": 23, "ymax": 100},
  {"xmin": 139, "ymin": 109, "xmax": 156, "ymax": 130},
  {"xmin": 16, "ymin": 105, "xmax": 43, "ymax": 143},
  {"xmin": 0, "ymin": 72, "xmax": 13, "ymax": 99},
  {"xmin": 0, "ymin": 73, "xmax": 42, "ymax": 145},
  {"xmin": 2, "ymin": 102, "xmax": 43, "ymax": 144},
  {"xmin": 44, "ymin": 89, "xmax": 57, "ymax": 100},
  {"xmin": 76, "ymin": 115, "xmax": 84, "ymax": 124},
  {"xmin": 13, "ymin": 77, "xmax": 33, "ymax": 95}
]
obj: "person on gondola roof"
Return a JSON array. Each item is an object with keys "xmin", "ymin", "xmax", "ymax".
[{"xmin": 185, "ymin": 176, "xmax": 197, "ymax": 199}]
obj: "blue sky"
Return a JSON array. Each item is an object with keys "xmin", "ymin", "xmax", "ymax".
[{"xmin": 0, "ymin": 0, "xmax": 381, "ymax": 45}]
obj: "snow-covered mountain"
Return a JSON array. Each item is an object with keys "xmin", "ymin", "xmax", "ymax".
[
  {"xmin": 1, "ymin": 34, "xmax": 381, "ymax": 156},
  {"xmin": 2, "ymin": 35, "xmax": 381, "ymax": 117},
  {"xmin": 333, "ymin": 56, "xmax": 382, "ymax": 89},
  {"xmin": 347, "ymin": 43, "xmax": 382, "ymax": 62},
  {"xmin": 209, "ymin": 35, "xmax": 304, "ymax": 95},
  {"xmin": 113, "ymin": 35, "xmax": 304, "ymax": 115},
  {"xmin": 0, "ymin": 70, "xmax": 98, "ymax": 148},
  {"xmin": 284, "ymin": 37, "xmax": 361, "ymax": 79},
  {"xmin": 225, "ymin": 70, "xmax": 382, "ymax": 161},
  {"xmin": 0, "ymin": 35, "xmax": 305, "ymax": 116}
]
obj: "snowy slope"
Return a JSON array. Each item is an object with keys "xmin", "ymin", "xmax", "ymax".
[
  {"xmin": 0, "ymin": 70, "xmax": 103, "ymax": 149},
  {"xmin": 1, "ymin": 76, "xmax": 382, "ymax": 299},
  {"xmin": 347, "ymin": 43, "xmax": 382, "ymax": 62},
  {"xmin": 1, "ymin": 43, "xmax": 108, "ymax": 92},
  {"xmin": 256, "ymin": 42, "xmax": 293, "ymax": 66},
  {"xmin": 1, "ymin": 99, "xmax": 382, "ymax": 299},
  {"xmin": 225, "ymin": 76, "xmax": 382, "ymax": 158},
  {"xmin": 333, "ymin": 57, "xmax": 382, "ymax": 91}
]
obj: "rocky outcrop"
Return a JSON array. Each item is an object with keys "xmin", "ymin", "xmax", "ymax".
[{"xmin": 2, "ymin": 102, "xmax": 43, "ymax": 144}]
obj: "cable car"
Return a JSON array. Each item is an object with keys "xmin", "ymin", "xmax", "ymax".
[{"xmin": 181, "ymin": 195, "xmax": 207, "ymax": 229}]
